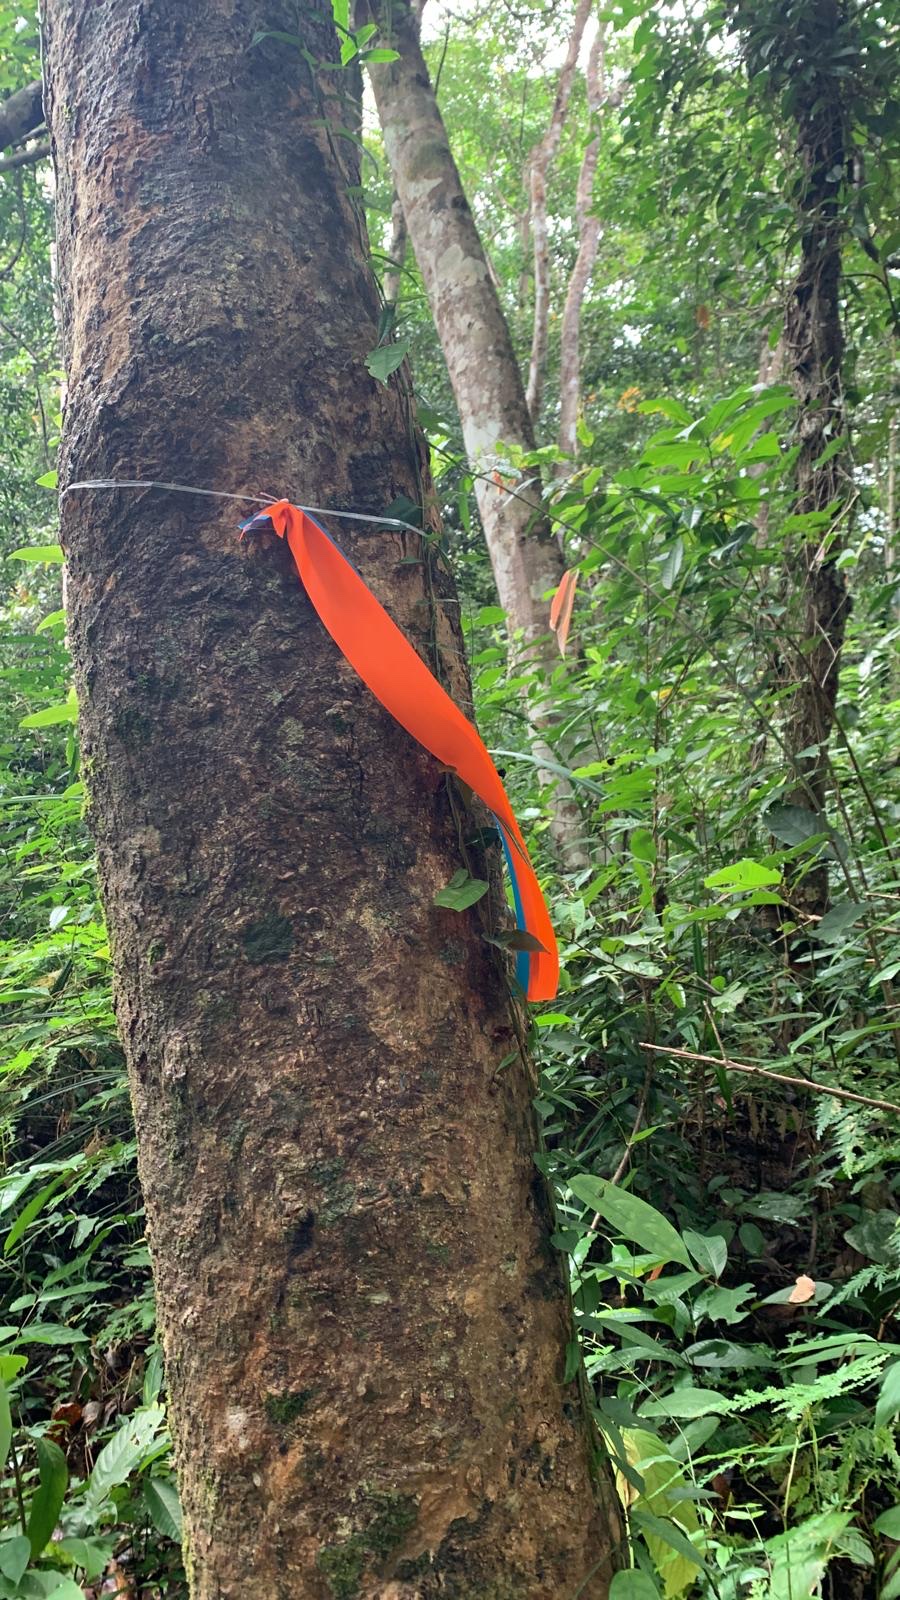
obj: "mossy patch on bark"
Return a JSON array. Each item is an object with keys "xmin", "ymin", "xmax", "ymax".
[{"xmin": 241, "ymin": 912, "xmax": 295, "ymax": 963}]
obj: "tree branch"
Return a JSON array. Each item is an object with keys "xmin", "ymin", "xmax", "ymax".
[
  {"xmin": 640, "ymin": 1041, "xmax": 900, "ymax": 1116},
  {"xmin": 0, "ymin": 140, "xmax": 50, "ymax": 174},
  {"xmin": 525, "ymin": 0, "xmax": 593, "ymax": 426},
  {"xmin": 0, "ymin": 81, "xmax": 44, "ymax": 151}
]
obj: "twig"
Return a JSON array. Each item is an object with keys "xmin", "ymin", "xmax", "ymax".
[
  {"xmin": 0, "ymin": 140, "xmax": 50, "ymax": 174},
  {"xmin": 639, "ymin": 1042, "xmax": 900, "ymax": 1116}
]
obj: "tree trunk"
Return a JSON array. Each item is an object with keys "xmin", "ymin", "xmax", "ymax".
[
  {"xmin": 778, "ymin": 0, "xmax": 852, "ymax": 922},
  {"xmin": 383, "ymin": 190, "xmax": 409, "ymax": 312},
  {"xmin": 557, "ymin": 25, "xmax": 608, "ymax": 466},
  {"xmin": 525, "ymin": 0, "xmax": 593, "ymax": 428},
  {"xmin": 43, "ymin": 1, "xmax": 619, "ymax": 1595},
  {"xmin": 367, "ymin": 0, "xmax": 589, "ymax": 867}
]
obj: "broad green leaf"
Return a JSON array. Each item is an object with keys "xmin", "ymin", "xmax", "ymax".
[
  {"xmin": 10, "ymin": 545, "xmax": 64, "ymax": 564},
  {"xmin": 631, "ymin": 1509, "xmax": 704, "ymax": 1574},
  {"xmin": 26, "ymin": 1438, "xmax": 68, "ymax": 1558},
  {"xmin": 144, "ymin": 1477, "xmax": 183, "ymax": 1541},
  {"xmin": 569, "ymin": 1175, "xmax": 691, "ymax": 1267},
  {"xmin": 765, "ymin": 803, "xmax": 827, "ymax": 847},
  {"xmin": 636, "ymin": 396, "xmax": 693, "ymax": 426},
  {"xmin": 610, "ymin": 1572, "xmax": 661, "ymax": 1599},
  {"xmin": 433, "ymin": 871, "xmax": 489, "ymax": 912},
  {"xmin": 35, "ymin": 609, "xmax": 66, "ymax": 634},
  {"xmin": 813, "ymin": 900, "xmax": 863, "ymax": 942},
  {"xmin": 610, "ymin": 1429, "xmax": 703, "ymax": 1595},
  {"xmin": 365, "ymin": 339, "xmax": 411, "ymax": 384},
  {"xmin": 640, "ymin": 1387, "xmax": 731, "ymax": 1420},
  {"xmin": 874, "ymin": 1506, "xmax": 900, "ymax": 1539},
  {"xmin": 20, "ymin": 692, "xmax": 78, "ymax": 730},
  {"xmin": 53, "ymin": 1536, "xmax": 112, "ymax": 1580},
  {"xmin": 0, "ymin": 1536, "xmax": 30, "ymax": 1586},
  {"xmin": 35, "ymin": 470, "xmax": 58, "ymax": 488},
  {"xmin": 683, "ymin": 1230, "xmax": 727, "ymax": 1279},
  {"xmin": 876, "ymin": 1362, "xmax": 900, "ymax": 1428},
  {"xmin": 84, "ymin": 1405, "xmax": 166, "ymax": 1510},
  {"xmin": 3, "ymin": 1325, "xmax": 89, "ymax": 1348},
  {"xmin": 630, "ymin": 828, "xmax": 657, "ymax": 864},
  {"xmin": 704, "ymin": 859, "xmax": 780, "ymax": 891}
]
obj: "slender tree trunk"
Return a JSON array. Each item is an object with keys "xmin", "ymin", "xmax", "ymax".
[
  {"xmin": 367, "ymin": 0, "xmax": 589, "ymax": 866},
  {"xmin": 778, "ymin": 0, "xmax": 852, "ymax": 922},
  {"xmin": 525, "ymin": 0, "xmax": 593, "ymax": 428},
  {"xmin": 557, "ymin": 25, "xmax": 607, "ymax": 465},
  {"xmin": 43, "ymin": 1, "xmax": 619, "ymax": 1594},
  {"xmin": 383, "ymin": 190, "xmax": 409, "ymax": 312}
]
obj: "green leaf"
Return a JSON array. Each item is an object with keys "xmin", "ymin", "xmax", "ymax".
[
  {"xmin": 765, "ymin": 803, "xmax": 827, "ymax": 848},
  {"xmin": 636, "ymin": 397, "xmax": 693, "ymax": 426},
  {"xmin": 639, "ymin": 1386, "xmax": 731, "ymax": 1420},
  {"xmin": 26, "ymin": 1438, "xmax": 68, "ymax": 1558},
  {"xmin": 0, "ymin": 1536, "xmax": 31, "ymax": 1587},
  {"xmin": 609, "ymin": 1572, "xmax": 661, "ymax": 1599},
  {"xmin": 54, "ymin": 1536, "xmax": 112, "ymax": 1580},
  {"xmin": 643, "ymin": 440, "xmax": 706, "ymax": 469},
  {"xmin": 20, "ymin": 691, "xmax": 78, "ymax": 730},
  {"xmin": 35, "ymin": 609, "xmax": 66, "ymax": 634},
  {"xmin": 365, "ymin": 339, "xmax": 411, "ymax": 384},
  {"xmin": 144, "ymin": 1477, "xmax": 183, "ymax": 1541},
  {"xmin": 433, "ymin": 871, "xmax": 489, "ymax": 912},
  {"xmin": 659, "ymin": 537, "xmax": 684, "ymax": 590},
  {"xmin": 361, "ymin": 46, "xmax": 400, "ymax": 60},
  {"xmin": 631, "ymin": 1509, "xmax": 704, "ymax": 1570},
  {"xmin": 10, "ymin": 545, "xmax": 64, "ymax": 564},
  {"xmin": 35, "ymin": 470, "xmax": 58, "ymax": 489},
  {"xmin": 84, "ymin": 1406, "xmax": 166, "ymax": 1510},
  {"xmin": 704, "ymin": 858, "xmax": 780, "ymax": 891},
  {"xmin": 630, "ymin": 828, "xmax": 657, "ymax": 864},
  {"xmin": 874, "ymin": 1506, "xmax": 900, "ymax": 1539},
  {"xmin": 5, "ymin": 1175, "xmax": 68, "ymax": 1255},
  {"xmin": 683, "ymin": 1230, "xmax": 727, "ymax": 1279},
  {"xmin": 813, "ymin": 901, "xmax": 863, "ymax": 942},
  {"xmin": 569, "ymin": 1175, "xmax": 692, "ymax": 1267},
  {"xmin": 2, "ymin": 1325, "xmax": 89, "ymax": 1348},
  {"xmin": 876, "ymin": 1362, "xmax": 900, "ymax": 1428}
]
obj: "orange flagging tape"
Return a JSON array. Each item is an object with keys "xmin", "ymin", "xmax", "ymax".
[{"xmin": 242, "ymin": 500, "xmax": 559, "ymax": 1001}]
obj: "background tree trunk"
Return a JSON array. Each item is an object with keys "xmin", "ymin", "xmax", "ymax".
[
  {"xmin": 525, "ymin": 0, "xmax": 593, "ymax": 428},
  {"xmin": 367, "ymin": 0, "xmax": 589, "ymax": 866},
  {"xmin": 43, "ymin": 0, "xmax": 619, "ymax": 1595},
  {"xmin": 778, "ymin": 0, "xmax": 851, "ymax": 923},
  {"xmin": 557, "ymin": 24, "xmax": 608, "ymax": 466}
]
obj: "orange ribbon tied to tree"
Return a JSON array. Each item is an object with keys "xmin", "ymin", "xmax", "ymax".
[{"xmin": 240, "ymin": 500, "xmax": 559, "ymax": 1001}]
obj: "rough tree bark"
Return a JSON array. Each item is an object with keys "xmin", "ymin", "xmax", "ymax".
[
  {"xmin": 525, "ymin": 0, "xmax": 593, "ymax": 427},
  {"xmin": 43, "ymin": 1, "xmax": 619, "ymax": 1595},
  {"xmin": 557, "ymin": 24, "xmax": 608, "ymax": 465},
  {"xmin": 366, "ymin": 1, "xmax": 589, "ymax": 867},
  {"xmin": 776, "ymin": 0, "xmax": 851, "ymax": 922}
]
